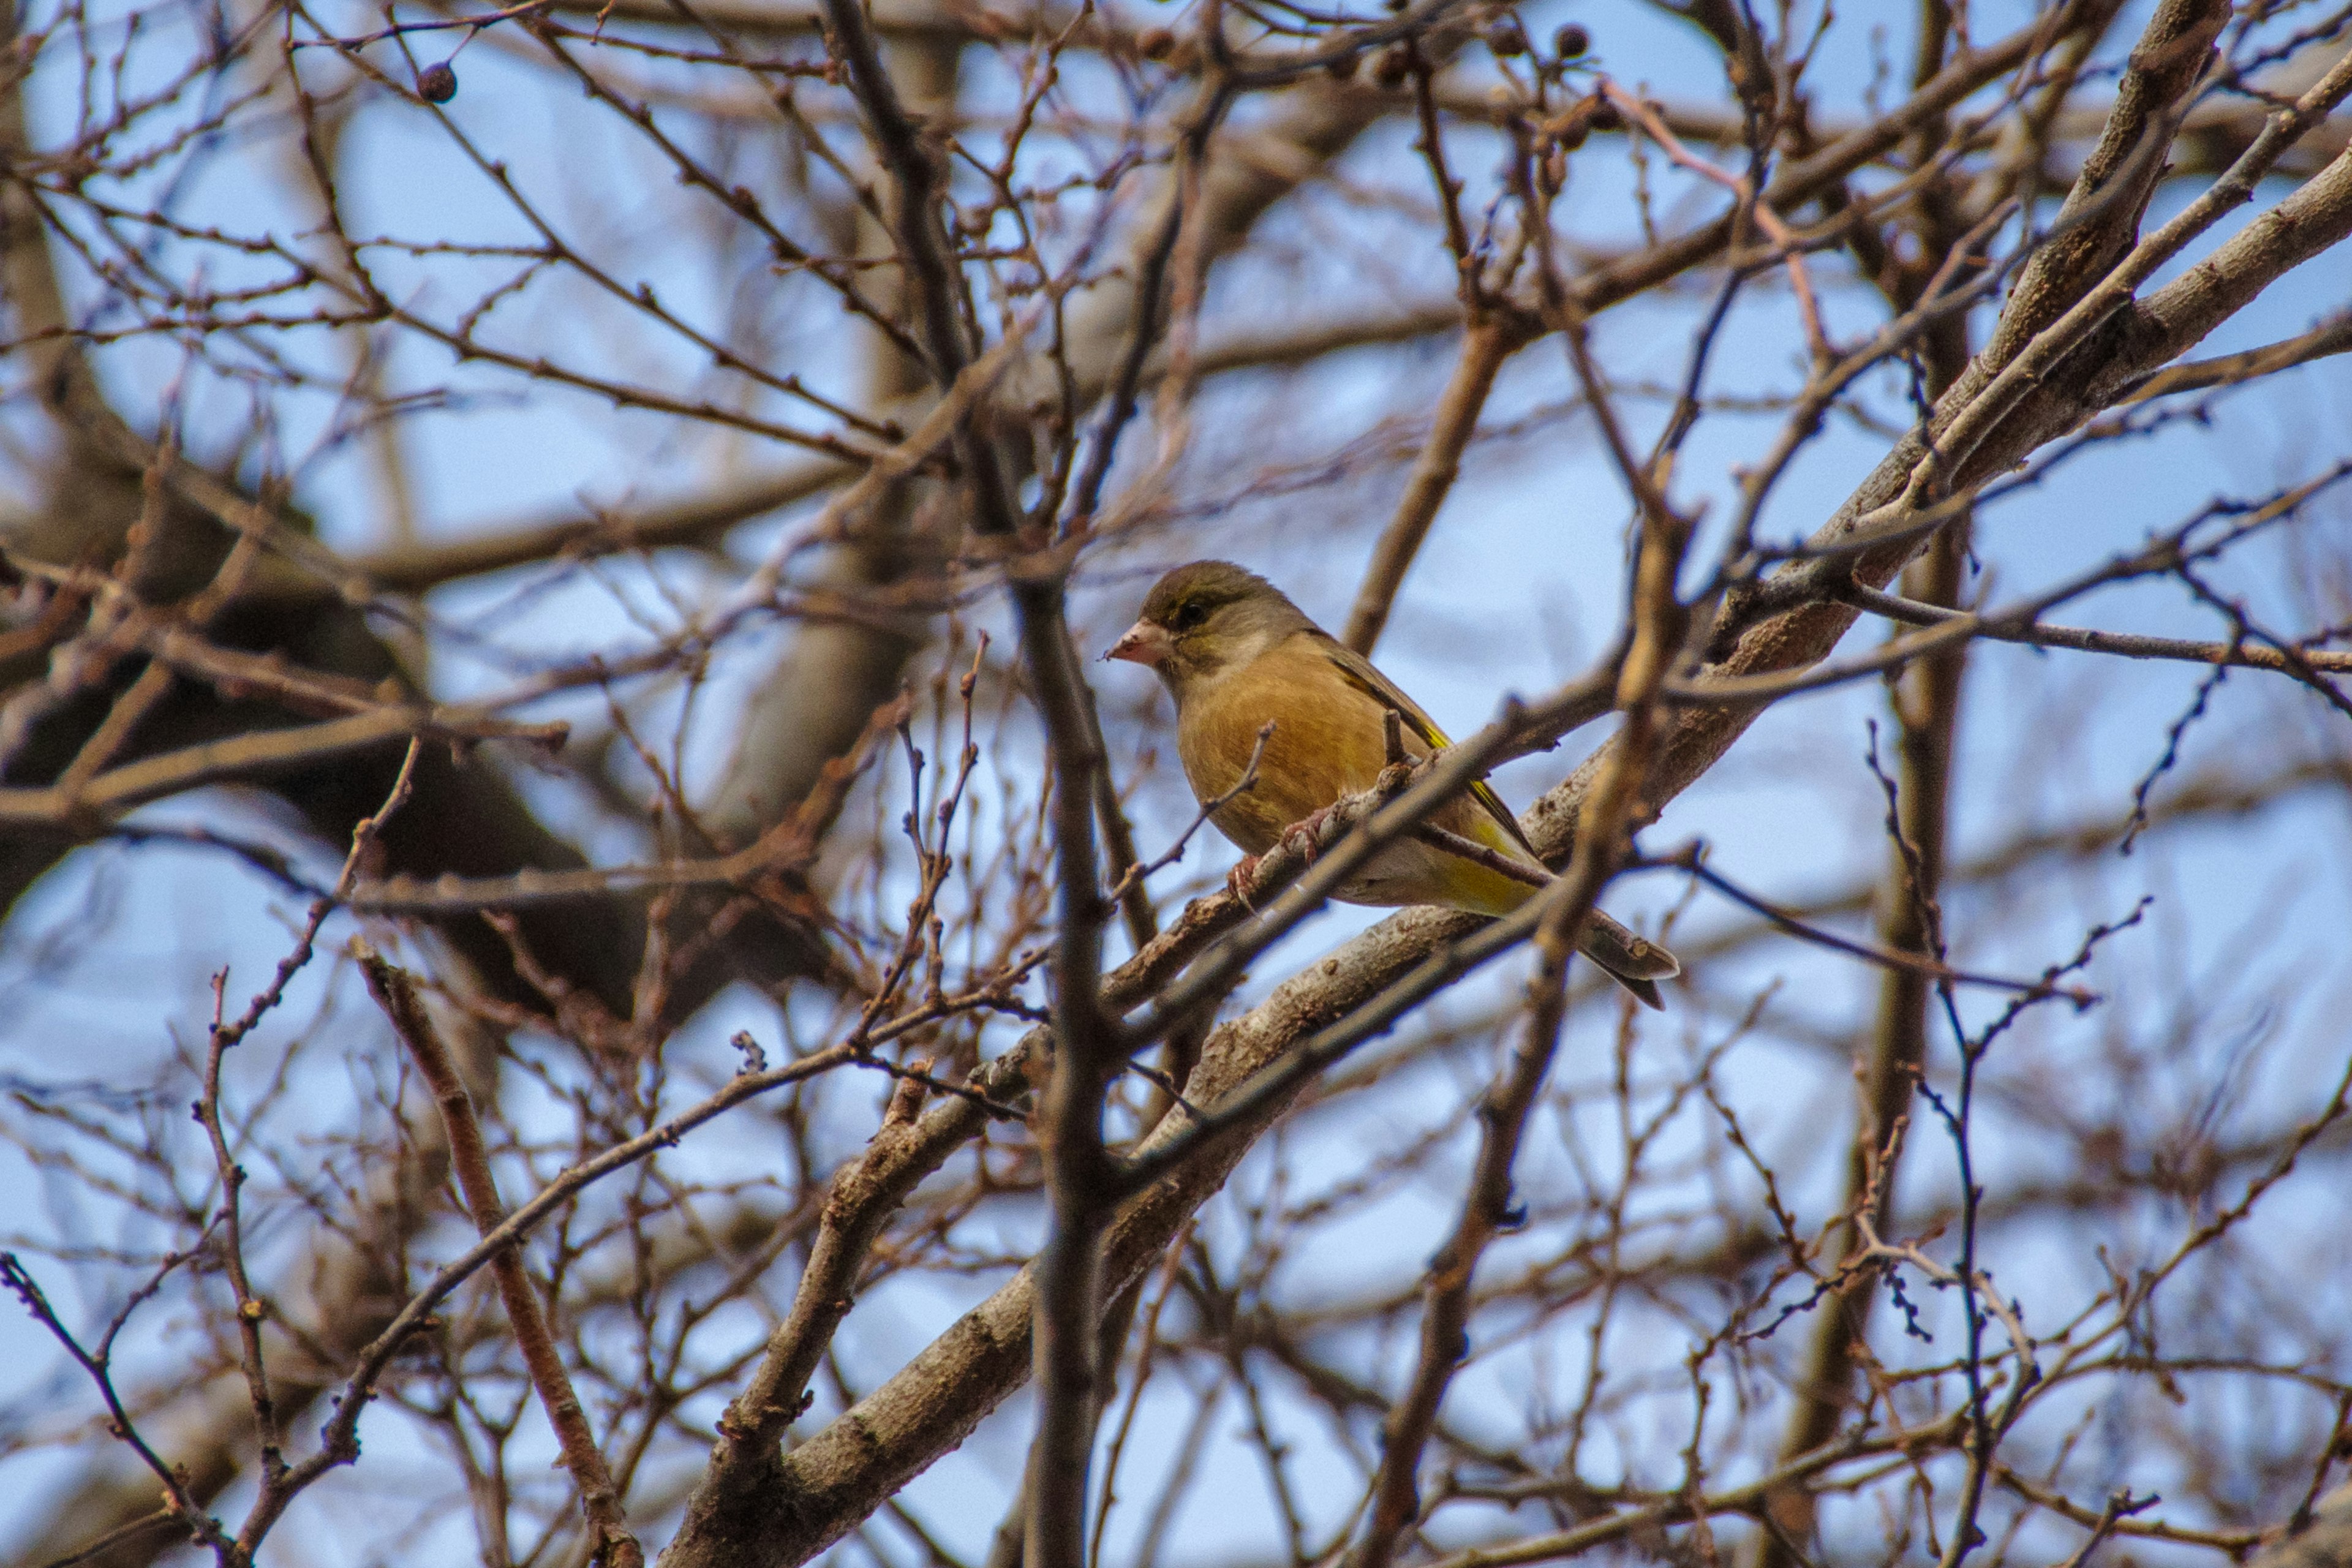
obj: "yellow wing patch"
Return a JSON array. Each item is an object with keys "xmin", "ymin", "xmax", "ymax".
[{"xmin": 1315, "ymin": 638, "xmax": 1542, "ymax": 861}]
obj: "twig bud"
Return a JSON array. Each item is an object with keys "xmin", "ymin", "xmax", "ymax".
[{"xmin": 1483, "ymin": 18, "xmax": 1527, "ymax": 56}]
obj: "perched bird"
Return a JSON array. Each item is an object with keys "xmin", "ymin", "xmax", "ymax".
[{"xmin": 1105, "ymin": 560, "xmax": 1679, "ymax": 1008}]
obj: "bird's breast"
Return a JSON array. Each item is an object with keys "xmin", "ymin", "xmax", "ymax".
[{"xmin": 1175, "ymin": 643, "xmax": 1399, "ymax": 855}]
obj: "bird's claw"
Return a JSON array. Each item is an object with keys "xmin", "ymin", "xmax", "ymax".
[
  {"xmin": 1280, "ymin": 805, "xmax": 1337, "ymax": 864},
  {"xmin": 1226, "ymin": 854, "xmax": 1262, "ymax": 912},
  {"xmin": 1231, "ymin": 807, "xmax": 1340, "ymax": 913}
]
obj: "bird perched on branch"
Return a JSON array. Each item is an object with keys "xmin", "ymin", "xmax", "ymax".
[{"xmin": 1105, "ymin": 560, "xmax": 1679, "ymax": 1009}]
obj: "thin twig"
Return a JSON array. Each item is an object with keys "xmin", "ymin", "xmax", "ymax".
[{"xmin": 358, "ymin": 948, "xmax": 644, "ymax": 1568}]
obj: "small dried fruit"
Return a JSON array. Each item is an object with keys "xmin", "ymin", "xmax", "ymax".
[
  {"xmin": 1136, "ymin": 25, "xmax": 1175, "ymax": 59},
  {"xmin": 1552, "ymin": 21, "xmax": 1589, "ymax": 59},
  {"xmin": 417, "ymin": 61, "xmax": 458, "ymax": 103},
  {"xmin": 1371, "ymin": 45, "xmax": 1411, "ymax": 86},
  {"xmin": 1325, "ymin": 50, "xmax": 1360, "ymax": 80},
  {"xmin": 1483, "ymin": 17, "xmax": 1526, "ymax": 55},
  {"xmin": 1588, "ymin": 94, "xmax": 1622, "ymax": 132}
]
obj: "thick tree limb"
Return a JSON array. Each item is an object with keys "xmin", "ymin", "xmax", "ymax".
[{"xmin": 2252, "ymin": 1487, "xmax": 2352, "ymax": 1568}]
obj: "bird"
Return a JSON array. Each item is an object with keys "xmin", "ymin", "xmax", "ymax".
[{"xmin": 1104, "ymin": 560, "xmax": 1679, "ymax": 1009}]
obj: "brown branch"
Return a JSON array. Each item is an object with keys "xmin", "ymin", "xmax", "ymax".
[
  {"xmin": 1681, "ymin": 457, "xmax": 2352, "ymax": 711},
  {"xmin": 178, "ymin": 742, "xmax": 421, "ymax": 1550},
  {"xmin": 1019, "ymin": 647, "xmax": 1120, "ymax": 1568},
  {"xmin": 1349, "ymin": 937, "xmax": 1564, "ymax": 1565},
  {"xmin": 1357, "ymin": 315, "xmax": 1694, "ymax": 1567},
  {"xmin": 1756, "ymin": 498, "xmax": 1969, "ymax": 1567},
  {"xmin": 2250, "ymin": 1485, "xmax": 2352, "ymax": 1568},
  {"xmin": 537, "ymin": 0, "xmax": 1063, "ymax": 43},
  {"xmin": 1743, "ymin": 68, "xmax": 1985, "ymax": 1537},
  {"xmin": 693, "ymin": 1059, "xmax": 991, "ymax": 1508},
  {"xmin": 1841, "ymin": 579, "xmax": 2352, "ymax": 675},
  {"xmin": 0, "ymin": 701, "xmax": 565, "ymax": 828},
  {"xmin": 357, "ymin": 948, "xmax": 643, "ymax": 1568},
  {"xmin": 1410, "ymin": 1414, "xmax": 1970, "ymax": 1568},
  {"xmin": 1345, "ymin": 843, "xmax": 1638, "ymax": 1564},
  {"xmin": 1341, "ymin": 312, "xmax": 1526, "ymax": 655},
  {"xmin": 20, "ymin": 1507, "xmax": 186, "ymax": 1568},
  {"xmin": 2116, "ymin": 307, "xmax": 2352, "ymax": 402},
  {"xmin": 347, "ymin": 463, "xmax": 847, "ymax": 595},
  {"xmin": 1547, "ymin": 102, "xmax": 2352, "ymax": 872},
  {"xmin": 1596, "ymin": 81, "xmax": 1835, "ymax": 366},
  {"xmin": 222, "ymin": 964, "xmax": 1020, "ymax": 1566},
  {"xmin": 657, "ymin": 853, "xmax": 1280, "ymax": 1564},
  {"xmin": 320, "ymin": 299, "xmax": 1469, "ymax": 601},
  {"xmin": 810, "ymin": 2, "xmax": 1139, "ymax": 1549},
  {"xmin": 0, "ymin": 258, "xmax": 682, "ymax": 1033},
  {"xmin": 1985, "ymin": 0, "xmax": 2228, "ymax": 370},
  {"xmin": 739, "ymin": 910, "xmax": 1504, "ymax": 1562},
  {"xmin": 344, "ymin": 688, "xmax": 906, "ymax": 913},
  {"xmin": 1928, "ymin": 32, "xmax": 2352, "ymax": 500},
  {"xmin": 669, "ymin": 2, "xmax": 1133, "ymax": 1556},
  {"xmin": 1564, "ymin": 3, "xmax": 2106, "ymax": 320}
]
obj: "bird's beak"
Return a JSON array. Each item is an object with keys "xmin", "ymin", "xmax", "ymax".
[{"xmin": 1104, "ymin": 620, "xmax": 1172, "ymax": 667}]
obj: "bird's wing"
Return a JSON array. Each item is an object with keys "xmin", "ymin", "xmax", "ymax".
[{"xmin": 1310, "ymin": 633, "xmax": 1542, "ymax": 863}]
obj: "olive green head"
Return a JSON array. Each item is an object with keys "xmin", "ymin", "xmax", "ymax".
[{"xmin": 1105, "ymin": 560, "xmax": 1314, "ymax": 695}]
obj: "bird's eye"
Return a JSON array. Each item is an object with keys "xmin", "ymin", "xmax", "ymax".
[{"xmin": 1171, "ymin": 600, "xmax": 1208, "ymax": 631}]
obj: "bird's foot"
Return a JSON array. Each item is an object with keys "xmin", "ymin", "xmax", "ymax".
[
  {"xmin": 1226, "ymin": 854, "xmax": 1263, "ymax": 911},
  {"xmin": 1280, "ymin": 805, "xmax": 1338, "ymax": 864},
  {"xmin": 1231, "ymin": 809, "xmax": 1343, "ymax": 912}
]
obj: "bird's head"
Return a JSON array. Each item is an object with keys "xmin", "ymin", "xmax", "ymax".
[{"xmin": 1104, "ymin": 560, "xmax": 1311, "ymax": 699}]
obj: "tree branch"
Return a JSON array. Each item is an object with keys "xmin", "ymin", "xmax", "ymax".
[{"xmin": 358, "ymin": 949, "xmax": 644, "ymax": 1568}]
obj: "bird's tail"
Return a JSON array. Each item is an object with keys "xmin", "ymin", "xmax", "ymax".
[{"xmin": 1577, "ymin": 910, "xmax": 1680, "ymax": 1011}]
